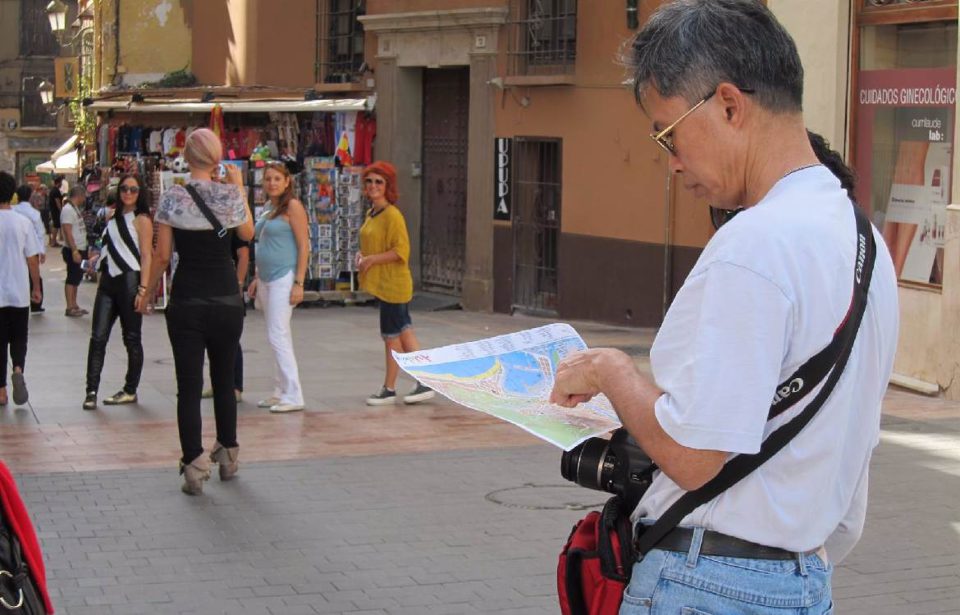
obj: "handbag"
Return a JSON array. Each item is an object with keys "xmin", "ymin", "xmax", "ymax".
[
  {"xmin": 558, "ymin": 203, "xmax": 878, "ymax": 615},
  {"xmin": 558, "ymin": 496, "xmax": 635, "ymax": 615},
  {"xmin": 0, "ymin": 518, "xmax": 46, "ymax": 614}
]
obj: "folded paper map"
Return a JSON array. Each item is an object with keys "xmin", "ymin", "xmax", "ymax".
[{"xmin": 394, "ymin": 323, "xmax": 622, "ymax": 450}]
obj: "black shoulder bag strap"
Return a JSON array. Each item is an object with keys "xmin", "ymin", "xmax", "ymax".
[
  {"xmin": 184, "ymin": 184, "xmax": 227, "ymax": 238},
  {"xmin": 636, "ymin": 204, "xmax": 877, "ymax": 557}
]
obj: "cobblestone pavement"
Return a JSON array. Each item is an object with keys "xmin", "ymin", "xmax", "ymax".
[{"xmin": 1, "ymin": 259, "xmax": 959, "ymax": 614}]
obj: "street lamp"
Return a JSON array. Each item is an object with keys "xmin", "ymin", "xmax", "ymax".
[
  {"xmin": 45, "ymin": 0, "xmax": 68, "ymax": 37},
  {"xmin": 37, "ymin": 80, "xmax": 55, "ymax": 106}
]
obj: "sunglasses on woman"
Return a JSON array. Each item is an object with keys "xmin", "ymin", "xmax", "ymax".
[
  {"xmin": 364, "ymin": 178, "xmax": 385, "ymax": 186},
  {"xmin": 119, "ymin": 185, "xmax": 140, "ymax": 194}
]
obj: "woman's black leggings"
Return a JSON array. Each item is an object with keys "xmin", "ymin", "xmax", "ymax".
[
  {"xmin": 85, "ymin": 271, "xmax": 143, "ymax": 395},
  {"xmin": 165, "ymin": 303, "xmax": 244, "ymax": 465},
  {"xmin": 0, "ymin": 307, "xmax": 29, "ymax": 388}
]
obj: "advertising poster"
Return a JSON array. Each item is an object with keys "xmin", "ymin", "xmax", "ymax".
[{"xmin": 857, "ymin": 68, "xmax": 955, "ymax": 286}]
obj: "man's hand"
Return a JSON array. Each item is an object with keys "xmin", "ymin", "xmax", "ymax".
[
  {"xmin": 551, "ymin": 349, "xmax": 626, "ymax": 407},
  {"xmin": 72, "ymin": 249, "xmax": 82, "ymax": 264},
  {"xmin": 39, "ymin": 253, "xmax": 45, "ymax": 265},
  {"xmin": 247, "ymin": 278, "xmax": 258, "ymax": 301},
  {"xmin": 30, "ymin": 287, "xmax": 42, "ymax": 305}
]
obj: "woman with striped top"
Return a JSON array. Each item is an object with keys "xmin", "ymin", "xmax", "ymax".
[{"xmin": 82, "ymin": 175, "xmax": 153, "ymax": 410}]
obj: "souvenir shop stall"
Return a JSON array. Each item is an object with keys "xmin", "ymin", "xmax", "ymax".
[{"xmin": 86, "ymin": 98, "xmax": 376, "ymax": 305}]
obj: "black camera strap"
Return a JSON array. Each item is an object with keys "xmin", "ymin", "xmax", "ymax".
[{"xmin": 635, "ymin": 203, "xmax": 877, "ymax": 558}]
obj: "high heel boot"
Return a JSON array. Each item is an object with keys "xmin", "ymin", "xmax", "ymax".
[
  {"xmin": 179, "ymin": 456, "xmax": 211, "ymax": 495},
  {"xmin": 209, "ymin": 442, "xmax": 239, "ymax": 481}
]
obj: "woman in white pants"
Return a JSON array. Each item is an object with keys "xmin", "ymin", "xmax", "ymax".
[{"xmin": 247, "ymin": 162, "xmax": 309, "ymax": 413}]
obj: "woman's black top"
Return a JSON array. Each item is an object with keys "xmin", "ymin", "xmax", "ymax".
[{"xmin": 170, "ymin": 228, "xmax": 242, "ymax": 307}]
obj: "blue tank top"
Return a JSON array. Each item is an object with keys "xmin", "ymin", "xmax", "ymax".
[{"xmin": 254, "ymin": 213, "xmax": 297, "ymax": 282}]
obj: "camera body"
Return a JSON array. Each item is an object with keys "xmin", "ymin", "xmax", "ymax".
[{"xmin": 560, "ymin": 428, "xmax": 657, "ymax": 513}]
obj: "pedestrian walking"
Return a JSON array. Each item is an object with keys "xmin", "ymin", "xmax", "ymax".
[
  {"xmin": 60, "ymin": 185, "xmax": 89, "ymax": 317},
  {"xmin": 13, "ymin": 185, "xmax": 46, "ymax": 313},
  {"xmin": 82, "ymin": 174, "xmax": 153, "ymax": 411},
  {"xmin": 246, "ymin": 162, "xmax": 308, "ymax": 413},
  {"xmin": 356, "ymin": 161, "xmax": 434, "ymax": 406},
  {"xmin": 550, "ymin": 1, "xmax": 898, "ymax": 612},
  {"xmin": 139, "ymin": 128, "xmax": 254, "ymax": 495},
  {"xmin": 47, "ymin": 176, "xmax": 63, "ymax": 247},
  {"xmin": 0, "ymin": 172, "xmax": 43, "ymax": 407},
  {"xmin": 30, "ymin": 183, "xmax": 49, "ymax": 239}
]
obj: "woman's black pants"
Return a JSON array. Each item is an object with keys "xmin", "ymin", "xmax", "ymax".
[
  {"xmin": 85, "ymin": 272, "xmax": 143, "ymax": 395},
  {"xmin": 0, "ymin": 307, "xmax": 29, "ymax": 388},
  {"xmin": 165, "ymin": 303, "xmax": 244, "ymax": 465}
]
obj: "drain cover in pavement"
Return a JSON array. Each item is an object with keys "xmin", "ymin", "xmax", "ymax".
[{"xmin": 485, "ymin": 483, "xmax": 606, "ymax": 511}]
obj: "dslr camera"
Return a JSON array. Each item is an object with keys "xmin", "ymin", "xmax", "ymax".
[{"xmin": 560, "ymin": 428, "xmax": 657, "ymax": 512}]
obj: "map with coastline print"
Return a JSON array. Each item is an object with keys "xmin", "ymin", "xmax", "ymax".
[{"xmin": 394, "ymin": 323, "xmax": 622, "ymax": 450}]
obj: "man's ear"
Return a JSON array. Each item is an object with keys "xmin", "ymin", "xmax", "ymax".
[{"xmin": 716, "ymin": 82, "xmax": 748, "ymax": 128}]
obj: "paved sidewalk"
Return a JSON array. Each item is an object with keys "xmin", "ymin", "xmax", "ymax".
[{"xmin": 1, "ymin": 258, "xmax": 959, "ymax": 614}]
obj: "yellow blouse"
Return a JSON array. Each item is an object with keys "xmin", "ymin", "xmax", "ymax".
[{"xmin": 358, "ymin": 204, "xmax": 413, "ymax": 304}]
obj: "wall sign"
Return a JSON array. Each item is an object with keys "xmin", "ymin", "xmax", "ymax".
[
  {"xmin": 54, "ymin": 57, "xmax": 80, "ymax": 99},
  {"xmin": 494, "ymin": 137, "xmax": 511, "ymax": 221}
]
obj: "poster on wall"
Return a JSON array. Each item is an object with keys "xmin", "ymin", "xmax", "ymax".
[
  {"xmin": 856, "ymin": 68, "xmax": 956, "ymax": 286},
  {"xmin": 16, "ymin": 152, "xmax": 52, "ymax": 187}
]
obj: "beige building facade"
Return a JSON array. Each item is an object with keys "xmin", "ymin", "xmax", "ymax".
[{"xmin": 0, "ymin": 0, "xmax": 75, "ymax": 182}]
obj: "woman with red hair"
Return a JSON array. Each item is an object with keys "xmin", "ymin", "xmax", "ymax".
[{"xmin": 357, "ymin": 161, "xmax": 434, "ymax": 405}]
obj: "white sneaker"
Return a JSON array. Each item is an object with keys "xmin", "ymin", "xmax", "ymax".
[
  {"xmin": 257, "ymin": 396, "xmax": 281, "ymax": 408},
  {"xmin": 403, "ymin": 383, "xmax": 436, "ymax": 404},
  {"xmin": 269, "ymin": 402, "xmax": 304, "ymax": 413}
]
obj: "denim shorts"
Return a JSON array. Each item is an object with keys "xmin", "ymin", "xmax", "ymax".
[
  {"xmin": 379, "ymin": 300, "xmax": 412, "ymax": 339},
  {"xmin": 620, "ymin": 528, "xmax": 833, "ymax": 615}
]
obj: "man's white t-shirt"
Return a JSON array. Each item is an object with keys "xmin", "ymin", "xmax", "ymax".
[
  {"xmin": 60, "ymin": 202, "xmax": 88, "ymax": 251},
  {"xmin": 0, "ymin": 210, "xmax": 41, "ymax": 308},
  {"xmin": 13, "ymin": 202, "xmax": 45, "ymax": 252},
  {"xmin": 636, "ymin": 166, "xmax": 899, "ymax": 562}
]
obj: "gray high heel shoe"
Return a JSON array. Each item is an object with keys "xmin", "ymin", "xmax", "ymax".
[
  {"xmin": 179, "ymin": 457, "xmax": 211, "ymax": 495},
  {"xmin": 209, "ymin": 442, "xmax": 239, "ymax": 481}
]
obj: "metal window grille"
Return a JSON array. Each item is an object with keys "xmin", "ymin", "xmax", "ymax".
[
  {"xmin": 20, "ymin": 69, "xmax": 56, "ymax": 128},
  {"xmin": 507, "ymin": 0, "xmax": 577, "ymax": 76},
  {"xmin": 512, "ymin": 138, "xmax": 561, "ymax": 314},
  {"xmin": 316, "ymin": 0, "xmax": 365, "ymax": 84}
]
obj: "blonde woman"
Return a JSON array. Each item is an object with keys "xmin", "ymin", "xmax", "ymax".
[
  {"xmin": 139, "ymin": 129, "xmax": 254, "ymax": 495},
  {"xmin": 246, "ymin": 162, "xmax": 309, "ymax": 413}
]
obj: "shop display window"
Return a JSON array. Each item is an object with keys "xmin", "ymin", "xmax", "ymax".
[{"xmin": 855, "ymin": 20, "xmax": 957, "ymax": 286}]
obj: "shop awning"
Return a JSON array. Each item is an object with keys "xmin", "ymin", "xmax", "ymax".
[
  {"xmin": 86, "ymin": 98, "xmax": 373, "ymax": 114},
  {"xmin": 36, "ymin": 149, "xmax": 79, "ymax": 174},
  {"xmin": 50, "ymin": 135, "xmax": 79, "ymax": 160}
]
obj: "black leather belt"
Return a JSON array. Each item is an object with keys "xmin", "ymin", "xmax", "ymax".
[{"xmin": 639, "ymin": 526, "xmax": 801, "ymax": 560}]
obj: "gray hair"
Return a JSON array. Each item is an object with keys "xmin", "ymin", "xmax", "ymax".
[
  {"xmin": 627, "ymin": 0, "xmax": 803, "ymax": 113},
  {"xmin": 69, "ymin": 185, "xmax": 86, "ymax": 199}
]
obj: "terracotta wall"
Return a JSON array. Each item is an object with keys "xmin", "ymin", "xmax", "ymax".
[
  {"xmin": 191, "ymin": 0, "xmax": 315, "ymax": 87},
  {"xmin": 493, "ymin": 0, "xmax": 712, "ymax": 251}
]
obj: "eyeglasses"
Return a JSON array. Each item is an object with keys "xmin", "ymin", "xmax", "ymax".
[
  {"xmin": 364, "ymin": 178, "xmax": 385, "ymax": 186},
  {"xmin": 649, "ymin": 87, "xmax": 754, "ymax": 156},
  {"xmin": 119, "ymin": 185, "xmax": 140, "ymax": 194}
]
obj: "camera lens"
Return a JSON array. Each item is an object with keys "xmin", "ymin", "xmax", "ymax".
[{"xmin": 561, "ymin": 437, "xmax": 612, "ymax": 491}]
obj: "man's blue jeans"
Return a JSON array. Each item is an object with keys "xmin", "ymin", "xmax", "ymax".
[{"xmin": 619, "ymin": 528, "xmax": 833, "ymax": 614}]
